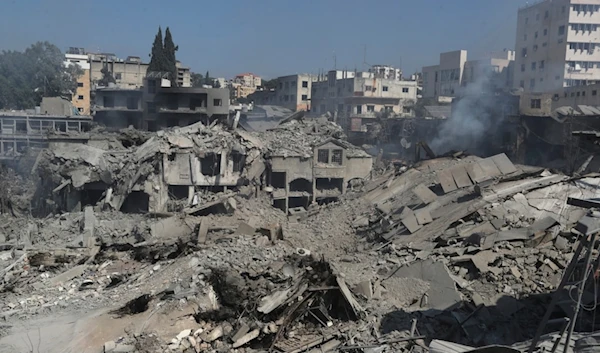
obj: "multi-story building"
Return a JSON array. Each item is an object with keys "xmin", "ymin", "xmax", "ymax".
[
  {"xmin": 230, "ymin": 73, "xmax": 262, "ymax": 98},
  {"xmin": 90, "ymin": 55, "xmax": 191, "ymax": 89},
  {"xmin": 514, "ymin": 0, "xmax": 600, "ymax": 92},
  {"xmin": 65, "ymin": 48, "xmax": 91, "ymax": 114},
  {"xmin": 369, "ymin": 65, "xmax": 402, "ymax": 80},
  {"xmin": 275, "ymin": 74, "xmax": 316, "ymax": 111},
  {"xmin": 93, "ymin": 78, "xmax": 229, "ymax": 131},
  {"xmin": 422, "ymin": 50, "xmax": 515, "ymax": 100},
  {"xmin": 310, "ymin": 70, "xmax": 417, "ymax": 138}
]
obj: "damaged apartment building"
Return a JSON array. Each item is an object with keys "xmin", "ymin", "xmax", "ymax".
[
  {"xmin": 93, "ymin": 77, "xmax": 230, "ymax": 131},
  {"xmin": 263, "ymin": 119, "xmax": 373, "ymax": 213},
  {"xmin": 40, "ymin": 115, "xmax": 373, "ymax": 218},
  {"xmin": 310, "ymin": 69, "xmax": 418, "ymax": 143}
]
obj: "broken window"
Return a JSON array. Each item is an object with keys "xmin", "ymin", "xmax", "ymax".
[
  {"xmin": 77, "ymin": 82, "xmax": 84, "ymax": 87},
  {"xmin": 302, "ymin": 81, "xmax": 308, "ymax": 88},
  {"xmin": 383, "ymin": 86, "xmax": 389, "ymax": 92},
  {"xmin": 104, "ymin": 96, "xmax": 115, "ymax": 108},
  {"xmin": 367, "ymin": 105, "xmax": 375, "ymax": 112},
  {"xmin": 168, "ymin": 185, "xmax": 189, "ymax": 200},
  {"xmin": 521, "ymin": 48, "xmax": 527, "ymax": 58},
  {"xmin": 530, "ymin": 99, "xmax": 541, "ymax": 109},
  {"xmin": 115, "ymin": 73, "xmax": 122, "ymax": 80},
  {"xmin": 301, "ymin": 94, "xmax": 308, "ymax": 101},
  {"xmin": 271, "ymin": 172, "xmax": 286, "ymax": 189},
  {"xmin": 213, "ymin": 99, "xmax": 222, "ymax": 107},
  {"xmin": 289, "ymin": 178, "xmax": 312, "ymax": 193},
  {"xmin": 403, "ymin": 107, "xmax": 411, "ymax": 113},
  {"xmin": 15, "ymin": 121, "xmax": 27, "ymax": 133},
  {"xmin": 331, "ymin": 150, "xmax": 343, "ymax": 165},
  {"xmin": 121, "ymin": 191, "xmax": 149, "ymax": 213},
  {"xmin": 127, "ymin": 97, "xmax": 138, "ymax": 110},
  {"xmin": 315, "ymin": 178, "xmax": 343, "ymax": 193},
  {"xmin": 356, "ymin": 105, "xmax": 362, "ymax": 114},
  {"xmin": 200, "ymin": 153, "xmax": 221, "ymax": 176},
  {"xmin": 190, "ymin": 97, "xmax": 206, "ymax": 110},
  {"xmin": 78, "ymin": 95, "xmax": 84, "ymax": 100},
  {"xmin": 365, "ymin": 85, "xmax": 373, "ymax": 92},
  {"xmin": 558, "ymin": 25, "xmax": 565, "ymax": 36},
  {"xmin": 317, "ymin": 149, "xmax": 329, "ymax": 163}
]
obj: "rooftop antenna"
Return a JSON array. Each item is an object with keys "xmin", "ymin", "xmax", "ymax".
[
  {"xmin": 363, "ymin": 45, "xmax": 368, "ymax": 71},
  {"xmin": 333, "ymin": 51, "xmax": 337, "ymax": 70}
]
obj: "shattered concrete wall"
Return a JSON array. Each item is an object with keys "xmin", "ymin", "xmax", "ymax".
[{"xmin": 162, "ymin": 151, "xmax": 246, "ymax": 187}]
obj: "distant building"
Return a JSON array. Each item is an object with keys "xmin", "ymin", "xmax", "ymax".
[
  {"xmin": 274, "ymin": 74, "xmax": 317, "ymax": 111},
  {"xmin": 422, "ymin": 50, "xmax": 515, "ymax": 100},
  {"xmin": 311, "ymin": 70, "xmax": 418, "ymax": 138},
  {"xmin": 65, "ymin": 48, "xmax": 91, "ymax": 114},
  {"xmin": 514, "ymin": 0, "xmax": 600, "ymax": 92},
  {"xmin": 93, "ymin": 78, "xmax": 229, "ymax": 131},
  {"xmin": 231, "ymin": 73, "xmax": 261, "ymax": 98},
  {"xmin": 176, "ymin": 61, "xmax": 192, "ymax": 88},
  {"xmin": 369, "ymin": 65, "xmax": 402, "ymax": 80}
]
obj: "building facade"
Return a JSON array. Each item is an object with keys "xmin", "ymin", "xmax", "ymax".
[
  {"xmin": 369, "ymin": 65, "xmax": 402, "ymax": 80},
  {"xmin": 93, "ymin": 79, "xmax": 230, "ymax": 130},
  {"xmin": 310, "ymin": 70, "xmax": 418, "ymax": 138},
  {"xmin": 65, "ymin": 48, "xmax": 91, "ymax": 114},
  {"xmin": 275, "ymin": 74, "xmax": 316, "ymax": 111},
  {"xmin": 514, "ymin": 0, "xmax": 600, "ymax": 92},
  {"xmin": 422, "ymin": 50, "xmax": 516, "ymax": 100}
]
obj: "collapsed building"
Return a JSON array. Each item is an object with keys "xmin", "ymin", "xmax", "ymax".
[{"xmin": 34, "ymin": 116, "xmax": 373, "ymax": 218}]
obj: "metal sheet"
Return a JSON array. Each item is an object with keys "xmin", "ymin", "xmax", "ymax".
[
  {"xmin": 438, "ymin": 169, "xmax": 458, "ymax": 194},
  {"xmin": 490, "ymin": 153, "xmax": 517, "ymax": 175},
  {"xmin": 451, "ymin": 166, "xmax": 473, "ymax": 188},
  {"xmin": 465, "ymin": 162, "xmax": 490, "ymax": 183},
  {"xmin": 413, "ymin": 183, "xmax": 437, "ymax": 204},
  {"xmin": 477, "ymin": 158, "xmax": 502, "ymax": 178}
]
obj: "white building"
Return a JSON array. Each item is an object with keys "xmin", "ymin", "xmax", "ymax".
[
  {"xmin": 422, "ymin": 50, "xmax": 515, "ymax": 100},
  {"xmin": 369, "ymin": 65, "xmax": 402, "ymax": 80},
  {"xmin": 311, "ymin": 70, "xmax": 417, "ymax": 137},
  {"xmin": 514, "ymin": 0, "xmax": 600, "ymax": 92}
]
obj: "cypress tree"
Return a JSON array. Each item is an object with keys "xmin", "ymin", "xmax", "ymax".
[
  {"xmin": 148, "ymin": 27, "xmax": 164, "ymax": 73},
  {"xmin": 163, "ymin": 27, "xmax": 178, "ymax": 86}
]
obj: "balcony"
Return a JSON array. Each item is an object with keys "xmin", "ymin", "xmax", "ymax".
[
  {"xmin": 565, "ymin": 49, "xmax": 600, "ymax": 61},
  {"xmin": 567, "ymin": 28, "xmax": 600, "ymax": 42},
  {"xmin": 569, "ymin": 9, "xmax": 600, "ymax": 24},
  {"xmin": 158, "ymin": 106, "xmax": 207, "ymax": 114}
]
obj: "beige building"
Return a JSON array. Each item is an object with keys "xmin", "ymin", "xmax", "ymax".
[
  {"xmin": 311, "ymin": 70, "xmax": 418, "ymax": 136},
  {"xmin": 90, "ymin": 55, "xmax": 191, "ymax": 89},
  {"xmin": 275, "ymin": 74, "xmax": 316, "ymax": 111},
  {"xmin": 65, "ymin": 49, "xmax": 91, "ymax": 114},
  {"xmin": 422, "ymin": 50, "xmax": 515, "ymax": 100},
  {"xmin": 514, "ymin": 0, "xmax": 600, "ymax": 92}
]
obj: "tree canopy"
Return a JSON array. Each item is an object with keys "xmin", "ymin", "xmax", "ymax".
[
  {"xmin": 191, "ymin": 72, "xmax": 204, "ymax": 87},
  {"xmin": 0, "ymin": 41, "xmax": 82, "ymax": 110},
  {"xmin": 98, "ymin": 63, "xmax": 116, "ymax": 87},
  {"xmin": 147, "ymin": 26, "xmax": 179, "ymax": 86}
]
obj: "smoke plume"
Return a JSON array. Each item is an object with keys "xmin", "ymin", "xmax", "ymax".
[{"xmin": 429, "ymin": 70, "xmax": 505, "ymax": 155}]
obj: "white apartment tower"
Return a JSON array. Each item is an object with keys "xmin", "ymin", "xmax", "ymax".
[{"xmin": 514, "ymin": 0, "xmax": 600, "ymax": 92}]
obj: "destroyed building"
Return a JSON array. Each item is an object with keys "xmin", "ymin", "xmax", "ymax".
[
  {"xmin": 94, "ymin": 78, "xmax": 230, "ymax": 131},
  {"xmin": 267, "ymin": 138, "xmax": 372, "ymax": 212}
]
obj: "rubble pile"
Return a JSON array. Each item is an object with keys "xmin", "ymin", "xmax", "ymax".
[{"xmin": 2, "ymin": 119, "xmax": 600, "ymax": 352}]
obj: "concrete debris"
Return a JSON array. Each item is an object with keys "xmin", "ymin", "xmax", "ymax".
[{"xmin": 3, "ymin": 120, "xmax": 600, "ymax": 353}]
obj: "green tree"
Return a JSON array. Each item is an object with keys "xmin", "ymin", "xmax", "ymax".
[
  {"xmin": 262, "ymin": 78, "xmax": 278, "ymax": 90},
  {"xmin": 163, "ymin": 27, "xmax": 178, "ymax": 86},
  {"xmin": 213, "ymin": 79, "xmax": 221, "ymax": 88},
  {"xmin": 204, "ymin": 71, "xmax": 212, "ymax": 86},
  {"xmin": 147, "ymin": 27, "xmax": 165, "ymax": 73},
  {"xmin": 191, "ymin": 72, "xmax": 204, "ymax": 87},
  {"xmin": 0, "ymin": 41, "xmax": 82, "ymax": 109}
]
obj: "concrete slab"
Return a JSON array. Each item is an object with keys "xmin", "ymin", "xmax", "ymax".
[
  {"xmin": 531, "ymin": 216, "xmax": 558, "ymax": 232},
  {"xmin": 401, "ymin": 209, "xmax": 422, "ymax": 233},
  {"xmin": 392, "ymin": 259, "xmax": 461, "ymax": 311},
  {"xmin": 437, "ymin": 169, "xmax": 458, "ymax": 194},
  {"xmin": 414, "ymin": 208, "xmax": 433, "ymax": 225},
  {"xmin": 450, "ymin": 165, "xmax": 473, "ymax": 188},
  {"xmin": 197, "ymin": 219, "xmax": 209, "ymax": 244},
  {"xmin": 490, "ymin": 153, "xmax": 517, "ymax": 175},
  {"xmin": 150, "ymin": 216, "xmax": 192, "ymax": 239},
  {"xmin": 50, "ymin": 265, "xmax": 87, "ymax": 285},
  {"xmin": 465, "ymin": 162, "xmax": 490, "ymax": 183},
  {"xmin": 413, "ymin": 184, "xmax": 437, "ymax": 204},
  {"xmin": 477, "ymin": 158, "xmax": 502, "ymax": 179}
]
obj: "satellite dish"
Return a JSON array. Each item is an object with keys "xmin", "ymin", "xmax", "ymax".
[{"xmin": 401, "ymin": 138, "xmax": 411, "ymax": 149}]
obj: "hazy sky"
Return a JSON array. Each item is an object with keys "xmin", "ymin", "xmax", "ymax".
[{"xmin": 0, "ymin": 0, "xmax": 528, "ymax": 79}]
